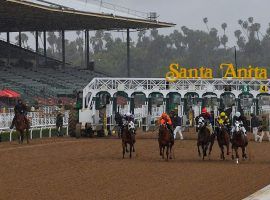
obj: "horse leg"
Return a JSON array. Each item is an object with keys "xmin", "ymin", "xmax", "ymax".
[
  {"xmin": 126, "ymin": 144, "xmax": 129, "ymax": 153},
  {"xmin": 202, "ymin": 144, "xmax": 205, "ymax": 160},
  {"xmin": 226, "ymin": 141, "xmax": 230, "ymax": 155},
  {"xmin": 235, "ymin": 147, "xmax": 239, "ymax": 164},
  {"xmin": 26, "ymin": 129, "xmax": 29, "ymax": 144},
  {"xmin": 169, "ymin": 144, "xmax": 173, "ymax": 159},
  {"xmin": 17, "ymin": 132, "xmax": 21, "ymax": 144},
  {"xmin": 242, "ymin": 147, "xmax": 247, "ymax": 160},
  {"xmin": 132, "ymin": 145, "xmax": 135, "ymax": 152},
  {"xmin": 220, "ymin": 145, "xmax": 225, "ymax": 160},
  {"xmin": 166, "ymin": 146, "xmax": 169, "ymax": 161},
  {"xmin": 122, "ymin": 142, "xmax": 125, "ymax": 159},
  {"xmin": 197, "ymin": 142, "xmax": 201, "ymax": 157},
  {"xmin": 162, "ymin": 146, "xmax": 165, "ymax": 159},
  {"xmin": 129, "ymin": 144, "xmax": 132, "ymax": 159},
  {"xmin": 21, "ymin": 131, "xmax": 24, "ymax": 144},
  {"xmin": 159, "ymin": 143, "xmax": 162, "ymax": 156},
  {"xmin": 205, "ymin": 144, "xmax": 209, "ymax": 160},
  {"xmin": 231, "ymin": 144, "xmax": 234, "ymax": 160}
]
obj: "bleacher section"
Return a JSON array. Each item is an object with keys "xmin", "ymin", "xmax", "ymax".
[
  {"xmin": 0, "ymin": 39, "xmax": 106, "ymax": 103},
  {"xmin": 0, "ymin": 64, "xmax": 105, "ymax": 99}
]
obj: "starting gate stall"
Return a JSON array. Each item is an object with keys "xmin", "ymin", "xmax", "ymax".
[
  {"xmin": 238, "ymin": 93, "xmax": 255, "ymax": 116},
  {"xmin": 149, "ymin": 92, "xmax": 164, "ymax": 117},
  {"xmin": 202, "ymin": 93, "xmax": 219, "ymax": 116},
  {"xmin": 166, "ymin": 92, "xmax": 181, "ymax": 113},
  {"xmin": 80, "ymin": 78, "xmax": 270, "ymax": 130},
  {"xmin": 257, "ymin": 94, "xmax": 270, "ymax": 115},
  {"xmin": 184, "ymin": 92, "xmax": 201, "ymax": 117}
]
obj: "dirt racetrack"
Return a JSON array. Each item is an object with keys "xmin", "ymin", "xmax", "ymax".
[{"xmin": 0, "ymin": 132, "xmax": 270, "ymax": 200}]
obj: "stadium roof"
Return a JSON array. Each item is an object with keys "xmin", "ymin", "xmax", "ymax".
[{"xmin": 0, "ymin": 0, "xmax": 175, "ymax": 32}]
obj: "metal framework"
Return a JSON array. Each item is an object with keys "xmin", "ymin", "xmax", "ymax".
[
  {"xmin": 82, "ymin": 77, "xmax": 270, "ymax": 109},
  {"xmin": 0, "ymin": 0, "xmax": 174, "ymax": 32}
]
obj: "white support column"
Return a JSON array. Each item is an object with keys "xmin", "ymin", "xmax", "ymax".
[
  {"xmin": 9, "ymin": 130, "xmax": 13, "ymax": 142},
  {"xmin": 49, "ymin": 128, "xmax": 52, "ymax": 138},
  {"xmin": 40, "ymin": 128, "xmax": 43, "ymax": 138}
]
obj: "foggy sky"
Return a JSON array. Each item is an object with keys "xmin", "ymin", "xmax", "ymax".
[{"xmin": 108, "ymin": 0, "xmax": 270, "ymax": 46}]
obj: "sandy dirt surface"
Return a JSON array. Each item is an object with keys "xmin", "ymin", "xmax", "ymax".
[{"xmin": 0, "ymin": 131, "xmax": 270, "ymax": 200}]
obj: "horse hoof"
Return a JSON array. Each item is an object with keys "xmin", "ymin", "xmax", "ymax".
[
  {"xmin": 169, "ymin": 156, "xmax": 172, "ymax": 159},
  {"xmin": 236, "ymin": 159, "xmax": 239, "ymax": 164}
]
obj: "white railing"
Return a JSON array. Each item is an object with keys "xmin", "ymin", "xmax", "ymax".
[
  {"xmin": 85, "ymin": 78, "xmax": 270, "ymax": 93},
  {"xmin": 0, "ymin": 111, "xmax": 69, "ymax": 142}
]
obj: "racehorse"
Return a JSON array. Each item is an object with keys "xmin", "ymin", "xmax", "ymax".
[
  {"xmin": 231, "ymin": 121, "xmax": 248, "ymax": 164},
  {"xmin": 158, "ymin": 124, "xmax": 174, "ymax": 161},
  {"xmin": 12, "ymin": 113, "xmax": 29, "ymax": 144},
  {"xmin": 216, "ymin": 124, "xmax": 230, "ymax": 160},
  {"xmin": 197, "ymin": 117, "xmax": 214, "ymax": 160},
  {"xmin": 121, "ymin": 121, "xmax": 136, "ymax": 159}
]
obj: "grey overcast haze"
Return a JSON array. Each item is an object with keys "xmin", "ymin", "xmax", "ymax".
[
  {"xmin": 3, "ymin": 0, "xmax": 270, "ymax": 48},
  {"xmin": 105, "ymin": 0, "xmax": 270, "ymax": 46}
]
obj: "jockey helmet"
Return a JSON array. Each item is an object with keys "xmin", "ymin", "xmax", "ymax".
[
  {"xmin": 125, "ymin": 112, "xmax": 131, "ymax": 117},
  {"xmin": 202, "ymin": 107, "xmax": 207, "ymax": 114},
  {"xmin": 235, "ymin": 112, "xmax": 241, "ymax": 117},
  {"xmin": 220, "ymin": 112, "xmax": 226, "ymax": 117},
  {"xmin": 161, "ymin": 112, "xmax": 167, "ymax": 118}
]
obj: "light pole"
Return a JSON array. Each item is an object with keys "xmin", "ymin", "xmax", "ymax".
[{"xmin": 234, "ymin": 46, "xmax": 237, "ymax": 71}]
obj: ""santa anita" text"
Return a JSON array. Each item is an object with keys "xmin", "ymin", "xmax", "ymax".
[{"xmin": 165, "ymin": 63, "xmax": 268, "ymax": 82}]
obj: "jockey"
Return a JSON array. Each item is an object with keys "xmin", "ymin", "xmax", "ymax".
[
  {"xmin": 123, "ymin": 112, "xmax": 134, "ymax": 123},
  {"xmin": 123, "ymin": 112, "xmax": 136, "ymax": 134},
  {"xmin": 231, "ymin": 112, "xmax": 247, "ymax": 137},
  {"xmin": 216, "ymin": 112, "xmax": 230, "ymax": 131},
  {"xmin": 159, "ymin": 112, "xmax": 174, "ymax": 139},
  {"xmin": 115, "ymin": 112, "xmax": 123, "ymax": 127},
  {"xmin": 198, "ymin": 107, "xmax": 213, "ymax": 134},
  {"xmin": 10, "ymin": 99, "xmax": 29, "ymax": 129}
]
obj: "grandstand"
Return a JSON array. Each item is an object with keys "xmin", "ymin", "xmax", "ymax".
[
  {"xmin": 0, "ymin": 38, "xmax": 106, "ymax": 103},
  {"xmin": 0, "ymin": 0, "xmax": 174, "ymax": 106}
]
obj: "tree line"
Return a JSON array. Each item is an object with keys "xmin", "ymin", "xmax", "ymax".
[{"xmin": 1, "ymin": 17, "xmax": 269, "ymax": 78}]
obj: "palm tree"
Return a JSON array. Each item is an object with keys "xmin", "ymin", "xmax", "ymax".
[
  {"xmin": 248, "ymin": 17, "xmax": 254, "ymax": 24},
  {"xmin": 253, "ymin": 23, "xmax": 261, "ymax": 40},
  {"xmin": 203, "ymin": 17, "xmax": 209, "ymax": 32},
  {"xmin": 75, "ymin": 30, "xmax": 84, "ymax": 67},
  {"xmin": 220, "ymin": 35, "xmax": 228, "ymax": 49},
  {"xmin": 47, "ymin": 32, "xmax": 57, "ymax": 54},
  {"xmin": 234, "ymin": 30, "xmax": 242, "ymax": 39},
  {"xmin": 221, "ymin": 23, "xmax": 227, "ymax": 35},
  {"xmin": 238, "ymin": 19, "xmax": 243, "ymax": 26},
  {"xmin": 150, "ymin": 29, "xmax": 158, "ymax": 40},
  {"xmin": 242, "ymin": 21, "xmax": 249, "ymax": 38},
  {"xmin": 20, "ymin": 33, "xmax": 28, "ymax": 48}
]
